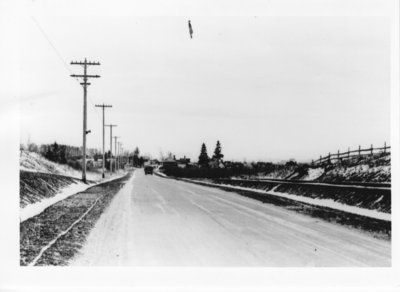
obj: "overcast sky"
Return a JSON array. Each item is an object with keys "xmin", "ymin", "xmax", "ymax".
[{"xmin": 15, "ymin": 0, "xmax": 391, "ymax": 162}]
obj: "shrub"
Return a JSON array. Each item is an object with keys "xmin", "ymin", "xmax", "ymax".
[{"xmin": 67, "ymin": 160, "xmax": 82, "ymax": 170}]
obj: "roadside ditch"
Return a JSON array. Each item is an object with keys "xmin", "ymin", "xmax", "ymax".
[{"xmin": 20, "ymin": 172, "xmax": 132, "ymax": 266}]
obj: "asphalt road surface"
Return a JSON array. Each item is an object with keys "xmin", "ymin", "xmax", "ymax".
[{"xmin": 71, "ymin": 170, "xmax": 390, "ymax": 266}]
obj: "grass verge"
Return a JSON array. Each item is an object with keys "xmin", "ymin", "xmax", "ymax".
[{"xmin": 20, "ymin": 172, "xmax": 132, "ymax": 266}]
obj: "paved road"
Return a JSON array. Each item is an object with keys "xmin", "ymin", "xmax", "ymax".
[{"xmin": 71, "ymin": 170, "xmax": 390, "ymax": 266}]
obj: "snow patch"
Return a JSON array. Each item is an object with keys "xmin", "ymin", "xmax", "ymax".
[
  {"xmin": 20, "ymin": 171, "xmax": 129, "ymax": 223},
  {"xmin": 20, "ymin": 151, "xmax": 103, "ymax": 182},
  {"xmin": 20, "ymin": 181, "xmax": 93, "ymax": 222},
  {"xmin": 374, "ymin": 195, "xmax": 384, "ymax": 204},
  {"xmin": 155, "ymin": 171, "xmax": 167, "ymax": 177},
  {"xmin": 182, "ymin": 179, "xmax": 391, "ymax": 222},
  {"xmin": 267, "ymin": 188, "xmax": 391, "ymax": 222},
  {"xmin": 302, "ymin": 167, "xmax": 324, "ymax": 181}
]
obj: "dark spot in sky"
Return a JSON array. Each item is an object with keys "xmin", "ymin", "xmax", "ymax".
[{"xmin": 188, "ymin": 20, "xmax": 193, "ymax": 39}]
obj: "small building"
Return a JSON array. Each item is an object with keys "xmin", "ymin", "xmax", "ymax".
[
  {"xmin": 209, "ymin": 158, "xmax": 225, "ymax": 169},
  {"xmin": 176, "ymin": 156, "xmax": 191, "ymax": 168},
  {"xmin": 162, "ymin": 157, "xmax": 178, "ymax": 169}
]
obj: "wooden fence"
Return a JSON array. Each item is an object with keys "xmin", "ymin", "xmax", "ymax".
[{"xmin": 312, "ymin": 142, "xmax": 390, "ymax": 166}]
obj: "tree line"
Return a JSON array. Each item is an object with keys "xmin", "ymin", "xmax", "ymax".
[{"xmin": 21, "ymin": 141, "xmax": 147, "ymax": 170}]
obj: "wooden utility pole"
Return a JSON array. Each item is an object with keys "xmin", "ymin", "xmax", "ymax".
[
  {"xmin": 95, "ymin": 104, "xmax": 112, "ymax": 178},
  {"xmin": 106, "ymin": 124, "xmax": 117, "ymax": 173},
  {"xmin": 121, "ymin": 144, "xmax": 124, "ymax": 169},
  {"xmin": 71, "ymin": 58, "xmax": 100, "ymax": 183},
  {"xmin": 113, "ymin": 136, "xmax": 120, "ymax": 171},
  {"xmin": 118, "ymin": 142, "xmax": 122, "ymax": 170}
]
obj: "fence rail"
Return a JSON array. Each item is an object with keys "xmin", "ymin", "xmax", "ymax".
[{"xmin": 312, "ymin": 142, "xmax": 390, "ymax": 166}]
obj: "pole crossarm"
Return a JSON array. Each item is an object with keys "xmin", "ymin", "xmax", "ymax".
[
  {"xmin": 71, "ymin": 61, "xmax": 101, "ymax": 65},
  {"xmin": 95, "ymin": 104, "xmax": 112, "ymax": 108},
  {"xmin": 71, "ymin": 74, "xmax": 100, "ymax": 78},
  {"xmin": 70, "ymin": 58, "xmax": 101, "ymax": 183}
]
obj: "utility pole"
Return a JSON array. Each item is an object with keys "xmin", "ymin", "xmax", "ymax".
[
  {"xmin": 121, "ymin": 143, "xmax": 124, "ymax": 169},
  {"xmin": 118, "ymin": 142, "xmax": 122, "ymax": 170},
  {"xmin": 113, "ymin": 136, "xmax": 120, "ymax": 171},
  {"xmin": 121, "ymin": 144, "xmax": 124, "ymax": 169},
  {"xmin": 95, "ymin": 104, "xmax": 112, "ymax": 178},
  {"xmin": 118, "ymin": 142, "xmax": 121, "ymax": 170},
  {"xmin": 106, "ymin": 124, "xmax": 117, "ymax": 173},
  {"xmin": 71, "ymin": 58, "xmax": 100, "ymax": 183}
]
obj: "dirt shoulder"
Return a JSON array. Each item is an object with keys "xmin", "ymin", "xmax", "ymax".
[{"xmin": 20, "ymin": 172, "xmax": 132, "ymax": 266}]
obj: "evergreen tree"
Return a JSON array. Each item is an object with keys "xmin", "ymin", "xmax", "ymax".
[
  {"xmin": 139, "ymin": 156, "xmax": 144, "ymax": 167},
  {"xmin": 198, "ymin": 143, "xmax": 209, "ymax": 167},
  {"xmin": 45, "ymin": 142, "xmax": 58, "ymax": 162},
  {"xmin": 105, "ymin": 151, "xmax": 111, "ymax": 170},
  {"xmin": 59, "ymin": 145, "xmax": 67, "ymax": 164},
  {"xmin": 52, "ymin": 142, "xmax": 60, "ymax": 161},
  {"xmin": 133, "ymin": 147, "xmax": 140, "ymax": 166},
  {"xmin": 44, "ymin": 142, "xmax": 67, "ymax": 164},
  {"xmin": 44, "ymin": 145, "xmax": 51, "ymax": 161},
  {"xmin": 212, "ymin": 140, "xmax": 224, "ymax": 161}
]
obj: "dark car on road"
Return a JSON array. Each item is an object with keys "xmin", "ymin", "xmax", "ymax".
[{"xmin": 144, "ymin": 165, "xmax": 154, "ymax": 175}]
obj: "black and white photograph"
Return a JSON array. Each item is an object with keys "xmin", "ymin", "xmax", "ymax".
[{"xmin": 0, "ymin": 0, "xmax": 399, "ymax": 291}]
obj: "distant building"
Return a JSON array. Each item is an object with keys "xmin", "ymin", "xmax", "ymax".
[
  {"xmin": 186, "ymin": 162, "xmax": 198, "ymax": 169},
  {"xmin": 209, "ymin": 158, "xmax": 225, "ymax": 168},
  {"xmin": 78, "ymin": 156, "xmax": 102, "ymax": 168},
  {"xmin": 142, "ymin": 156, "xmax": 151, "ymax": 163},
  {"xmin": 176, "ymin": 156, "xmax": 191, "ymax": 168},
  {"xmin": 162, "ymin": 157, "xmax": 178, "ymax": 169},
  {"xmin": 224, "ymin": 161, "xmax": 244, "ymax": 169}
]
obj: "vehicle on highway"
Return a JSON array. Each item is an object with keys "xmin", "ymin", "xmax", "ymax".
[{"xmin": 144, "ymin": 165, "xmax": 154, "ymax": 175}]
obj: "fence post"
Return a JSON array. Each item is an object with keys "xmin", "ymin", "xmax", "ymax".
[
  {"xmin": 371, "ymin": 144, "xmax": 373, "ymax": 155},
  {"xmin": 320, "ymin": 155, "xmax": 322, "ymax": 165},
  {"xmin": 384, "ymin": 142, "xmax": 386, "ymax": 153},
  {"xmin": 358, "ymin": 145, "xmax": 361, "ymax": 156},
  {"xmin": 328, "ymin": 152, "xmax": 331, "ymax": 164},
  {"xmin": 311, "ymin": 159, "xmax": 314, "ymax": 165},
  {"xmin": 337, "ymin": 150, "xmax": 340, "ymax": 160},
  {"xmin": 348, "ymin": 147, "xmax": 350, "ymax": 159}
]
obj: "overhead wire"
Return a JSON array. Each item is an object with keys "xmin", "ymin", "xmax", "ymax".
[{"xmin": 30, "ymin": 16, "xmax": 103, "ymax": 122}]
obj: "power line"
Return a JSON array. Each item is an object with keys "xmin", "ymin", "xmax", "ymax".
[
  {"xmin": 87, "ymin": 96, "xmax": 103, "ymax": 121},
  {"xmin": 31, "ymin": 17, "xmax": 77, "ymax": 82},
  {"xmin": 30, "ymin": 16, "xmax": 103, "ymax": 122},
  {"xmin": 30, "ymin": 17, "xmax": 122, "ymax": 174}
]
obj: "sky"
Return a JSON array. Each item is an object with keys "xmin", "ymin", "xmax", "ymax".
[{"xmin": 13, "ymin": 0, "xmax": 392, "ymax": 162}]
